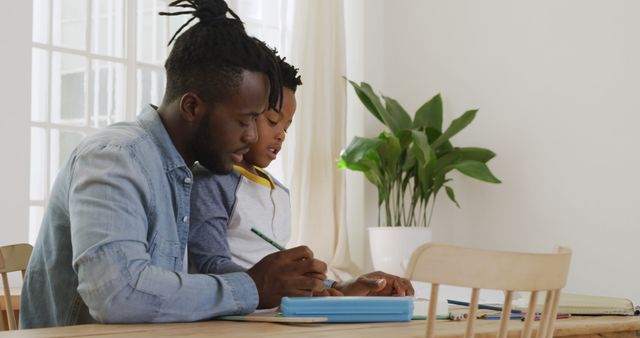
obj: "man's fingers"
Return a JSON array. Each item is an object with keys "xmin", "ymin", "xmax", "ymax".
[
  {"xmin": 288, "ymin": 289, "xmax": 316, "ymax": 297},
  {"xmin": 281, "ymin": 245, "xmax": 315, "ymax": 261},
  {"xmin": 289, "ymin": 258, "xmax": 327, "ymax": 279},
  {"xmin": 326, "ymin": 288, "xmax": 344, "ymax": 296},
  {"xmin": 287, "ymin": 276, "xmax": 326, "ymax": 293},
  {"xmin": 305, "ymin": 272, "xmax": 326, "ymax": 281}
]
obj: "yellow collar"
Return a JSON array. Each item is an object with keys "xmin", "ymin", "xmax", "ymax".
[{"xmin": 233, "ymin": 165, "xmax": 275, "ymax": 189}]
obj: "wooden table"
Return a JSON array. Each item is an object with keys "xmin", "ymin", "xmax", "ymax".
[
  {"xmin": 0, "ymin": 288, "xmax": 20, "ymax": 331},
  {"xmin": 0, "ymin": 316, "xmax": 638, "ymax": 338}
]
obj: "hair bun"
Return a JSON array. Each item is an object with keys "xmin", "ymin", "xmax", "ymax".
[{"xmin": 195, "ymin": 0, "xmax": 229, "ymax": 23}]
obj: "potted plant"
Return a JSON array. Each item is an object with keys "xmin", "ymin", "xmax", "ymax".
[{"xmin": 339, "ymin": 80, "xmax": 501, "ymax": 276}]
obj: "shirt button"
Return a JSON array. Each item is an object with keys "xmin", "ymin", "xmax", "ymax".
[
  {"xmin": 184, "ymin": 177, "xmax": 192, "ymax": 184},
  {"xmin": 182, "ymin": 216, "xmax": 189, "ymax": 223}
]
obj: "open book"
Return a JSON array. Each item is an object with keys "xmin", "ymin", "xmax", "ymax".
[{"xmin": 515, "ymin": 292, "xmax": 639, "ymax": 316}]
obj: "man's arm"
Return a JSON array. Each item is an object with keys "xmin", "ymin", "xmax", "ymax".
[
  {"xmin": 70, "ymin": 145, "xmax": 256, "ymax": 323},
  {"xmin": 189, "ymin": 167, "xmax": 245, "ymax": 274}
]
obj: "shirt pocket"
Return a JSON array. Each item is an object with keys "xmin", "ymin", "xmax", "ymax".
[{"xmin": 149, "ymin": 235, "xmax": 181, "ymax": 271}]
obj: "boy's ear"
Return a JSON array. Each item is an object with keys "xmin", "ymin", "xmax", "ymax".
[{"xmin": 179, "ymin": 92, "xmax": 207, "ymax": 123}]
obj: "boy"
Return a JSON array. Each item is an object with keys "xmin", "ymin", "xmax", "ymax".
[{"xmin": 189, "ymin": 54, "xmax": 414, "ymax": 296}]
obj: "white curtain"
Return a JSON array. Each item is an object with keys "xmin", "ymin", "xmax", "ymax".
[{"xmin": 280, "ymin": 0, "xmax": 359, "ymax": 280}]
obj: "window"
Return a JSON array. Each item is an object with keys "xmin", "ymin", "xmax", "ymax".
[{"xmin": 29, "ymin": 0, "xmax": 283, "ymax": 243}]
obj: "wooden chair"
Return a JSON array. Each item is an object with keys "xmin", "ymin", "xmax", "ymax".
[
  {"xmin": 405, "ymin": 243, "xmax": 572, "ymax": 338},
  {"xmin": 0, "ymin": 243, "xmax": 33, "ymax": 330}
]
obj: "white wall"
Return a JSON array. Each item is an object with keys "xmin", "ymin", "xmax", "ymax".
[
  {"xmin": 347, "ymin": 0, "xmax": 640, "ymax": 303},
  {"xmin": 0, "ymin": 0, "xmax": 32, "ymax": 288},
  {"xmin": 0, "ymin": 1, "xmax": 32, "ymax": 245}
]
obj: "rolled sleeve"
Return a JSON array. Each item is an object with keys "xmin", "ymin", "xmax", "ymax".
[{"xmin": 215, "ymin": 272, "xmax": 259, "ymax": 314}]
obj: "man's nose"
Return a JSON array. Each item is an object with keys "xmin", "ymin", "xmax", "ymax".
[{"xmin": 243, "ymin": 121, "xmax": 258, "ymax": 144}]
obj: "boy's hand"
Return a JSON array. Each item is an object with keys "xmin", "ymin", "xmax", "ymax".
[
  {"xmin": 333, "ymin": 271, "xmax": 414, "ymax": 296},
  {"xmin": 246, "ymin": 246, "xmax": 327, "ymax": 308}
]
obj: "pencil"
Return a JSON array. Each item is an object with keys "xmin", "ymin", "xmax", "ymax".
[
  {"xmin": 250, "ymin": 227, "xmax": 285, "ymax": 251},
  {"xmin": 447, "ymin": 299, "xmax": 523, "ymax": 314}
]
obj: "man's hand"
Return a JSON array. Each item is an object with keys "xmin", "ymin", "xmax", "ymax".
[
  {"xmin": 333, "ymin": 271, "xmax": 414, "ymax": 296},
  {"xmin": 246, "ymin": 246, "xmax": 327, "ymax": 308},
  {"xmin": 312, "ymin": 288, "xmax": 344, "ymax": 297}
]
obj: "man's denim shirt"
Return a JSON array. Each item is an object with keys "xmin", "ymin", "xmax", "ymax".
[{"xmin": 20, "ymin": 106, "xmax": 258, "ymax": 328}]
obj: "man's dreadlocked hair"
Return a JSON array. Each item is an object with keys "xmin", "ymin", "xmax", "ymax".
[{"xmin": 160, "ymin": 0, "xmax": 282, "ymax": 109}]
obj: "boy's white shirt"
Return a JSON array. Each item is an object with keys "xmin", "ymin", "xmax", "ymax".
[{"xmin": 227, "ymin": 166, "xmax": 291, "ymax": 269}]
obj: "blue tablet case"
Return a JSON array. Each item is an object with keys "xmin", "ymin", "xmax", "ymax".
[{"xmin": 280, "ymin": 296, "xmax": 414, "ymax": 323}]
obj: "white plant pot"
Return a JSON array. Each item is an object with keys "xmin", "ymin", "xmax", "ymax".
[{"xmin": 368, "ymin": 227, "xmax": 433, "ymax": 277}]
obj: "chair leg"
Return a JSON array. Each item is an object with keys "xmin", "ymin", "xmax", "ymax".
[
  {"xmin": 544, "ymin": 290, "xmax": 561, "ymax": 338},
  {"xmin": 426, "ymin": 284, "xmax": 439, "ymax": 338},
  {"xmin": 521, "ymin": 291, "xmax": 538, "ymax": 338},
  {"xmin": 537, "ymin": 290, "xmax": 554, "ymax": 338},
  {"xmin": 1, "ymin": 273, "xmax": 16, "ymax": 330},
  {"xmin": 465, "ymin": 288, "xmax": 480, "ymax": 338},
  {"xmin": 498, "ymin": 290, "xmax": 513, "ymax": 338}
]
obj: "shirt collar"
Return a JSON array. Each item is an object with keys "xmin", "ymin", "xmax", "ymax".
[
  {"xmin": 233, "ymin": 165, "xmax": 275, "ymax": 189},
  {"xmin": 137, "ymin": 104, "xmax": 188, "ymax": 173}
]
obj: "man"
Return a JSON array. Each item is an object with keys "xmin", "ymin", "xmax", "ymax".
[{"xmin": 21, "ymin": 0, "xmax": 326, "ymax": 328}]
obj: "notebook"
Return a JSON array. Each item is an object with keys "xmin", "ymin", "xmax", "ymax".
[
  {"xmin": 514, "ymin": 292, "xmax": 639, "ymax": 316},
  {"xmin": 280, "ymin": 296, "xmax": 414, "ymax": 322}
]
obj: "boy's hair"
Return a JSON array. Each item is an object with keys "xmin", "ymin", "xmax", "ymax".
[
  {"xmin": 278, "ymin": 56, "xmax": 302, "ymax": 93},
  {"xmin": 159, "ymin": 0, "xmax": 282, "ymax": 109}
]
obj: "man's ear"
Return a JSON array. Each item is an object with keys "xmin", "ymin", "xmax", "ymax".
[{"xmin": 178, "ymin": 92, "xmax": 207, "ymax": 123}]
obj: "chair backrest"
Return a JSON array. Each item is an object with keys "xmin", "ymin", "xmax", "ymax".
[
  {"xmin": 405, "ymin": 243, "xmax": 572, "ymax": 338},
  {"xmin": 0, "ymin": 243, "xmax": 33, "ymax": 330}
]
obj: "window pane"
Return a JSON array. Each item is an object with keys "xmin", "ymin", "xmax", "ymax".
[
  {"xmin": 238, "ymin": 0, "xmax": 262, "ymax": 20},
  {"xmin": 51, "ymin": 52, "xmax": 87, "ymax": 126},
  {"xmin": 91, "ymin": 0, "xmax": 125, "ymax": 58},
  {"xmin": 33, "ymin": 0, "xmax": 51, "ymax": 44},
  {"xmin": 29, "ymin": 206, "xmax": 45, "ymax": 245},
  {"xmin": 262, "ymin": 0, "xmax": 280, "ymax": 23},
  {"xmin": 137, "ymin": 68, "xmax": 165, "ymax": 112},
  {"xmin": 30, "ymin": 127, "xmax": 47, "ymax": 201},
  {"xmin": 32, "ymin": 48, "xmax": 50, "ymax": 122},
  {"xmin": 137, "ymin": 0, "xmax": 170, "ymax": 65},
  {"xmin": 245, "ymin": 23, "xmax": 262, "ymax": 37},
  {"xmin": 52, "ymin": 0, "xmax": 87, "ymax": 50},
  {"xmin": 92, "ymin": 60, "xmax": 126, "ymax": 127},
  {"xmin": 50, "ymin": 129, "xmax": 85, "ymax": 187},
  {"xmin": 262, "ymin": 27, "xmax": 280, "ymax": 50}
]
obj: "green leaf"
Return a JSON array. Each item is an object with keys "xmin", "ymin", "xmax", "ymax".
[
  {"xmin": 451, "ymin": 160, "xmax": 501, "ymax": 183},
  {"xmin": 382, "ymin": 96, "xmax": 413, "ymax": 134},
  {"xmin": 347, "ymin": 80, "xmax": 386, "ymax": 125},
  {"xmin": 410, "ymin": 130, "xmax": 432, "ymax": 168},
  {"xmin": 432, "ymin": 109, "xmax": 478, "ymax": 149},
  {"xmin": 426, "ymin": 128, "xmax": 453, "ymax": 156},
  {"xmin": 338, "ymin": 137, "xmax": 382, "ymax": 172},
  {"xmin": 433, "ymin": 147, "xmax": 496, "ymax": 174},
  {"xmin": 401, "ymin": 149, "xmax": 417, "ymax": 171},
  {"xmin": 445, "ymin": 186, "xmax": 460, "ymax": 208},
  {"xmin": 377, "ymin": 133, "xmax": 402, "ymax": 180},
  {"xmin": 456, "ymin": 147, "xmax": 496, "ymax": 163},
  {"xmin": 413, "ymin": 94, "xmax": 443, "ymax": 131},
  {"xmin": 433, "ymin": 173, "xmax": 445, "ymax": 195}
]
